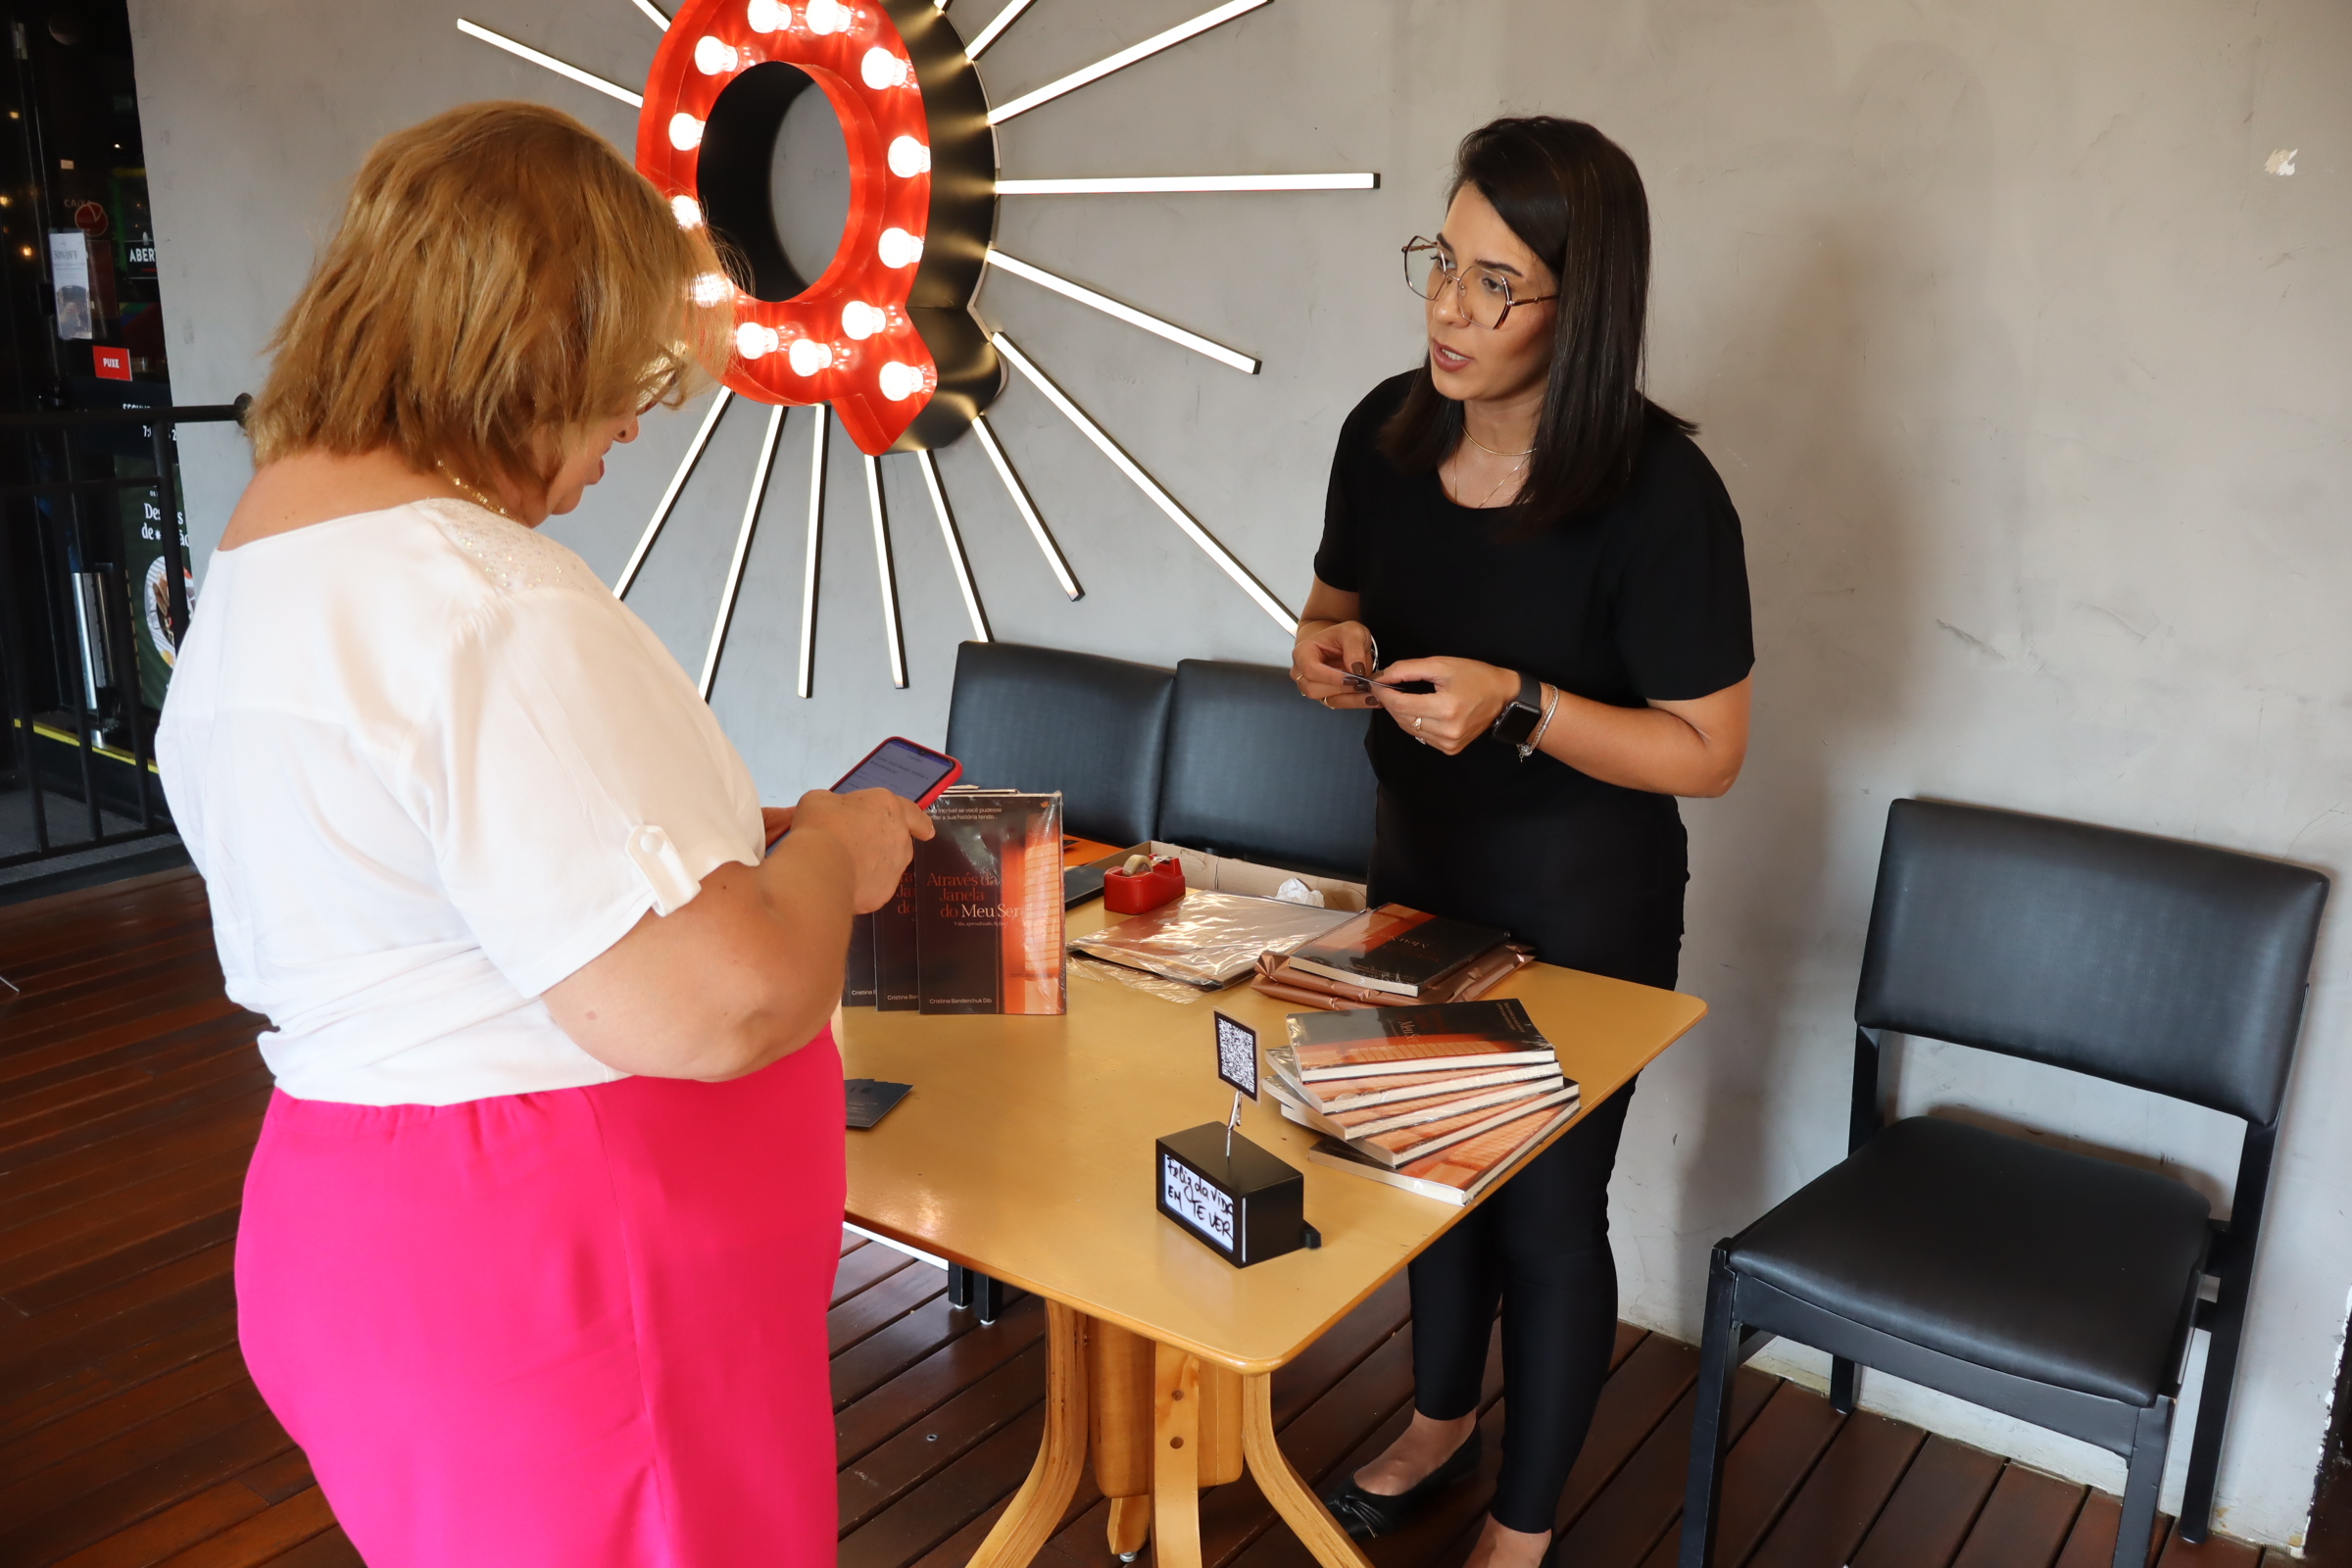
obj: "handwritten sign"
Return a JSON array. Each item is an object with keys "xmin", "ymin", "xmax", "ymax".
[{"xmin": 1160, "ymin": 1151, "xmax": 1236, "ymax": 1250}]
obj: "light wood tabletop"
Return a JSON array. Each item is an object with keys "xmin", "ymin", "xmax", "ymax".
[{"xmin": 836, "ymin": 898, "xmax": 1707, "ymax": 1378}]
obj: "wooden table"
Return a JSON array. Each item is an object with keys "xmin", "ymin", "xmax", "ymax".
[{"xmin": 836, "ymin": 886, "xmax": 1706, "ymax": 1568}]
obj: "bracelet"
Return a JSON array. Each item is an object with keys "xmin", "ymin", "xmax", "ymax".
[{"xmin": 1518, "ymin": 683, "xmax": 1561, "ymax": 761}]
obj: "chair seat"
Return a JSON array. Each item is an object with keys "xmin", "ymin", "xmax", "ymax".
[{"xmin": 1728, "ymin": 1116, "xmax": 2211, "ymax": 1405}]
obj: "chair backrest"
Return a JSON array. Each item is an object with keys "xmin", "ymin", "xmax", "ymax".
[
  {"xmin": 942, "ymin": 640, "xmax": 1173, "ymax": 846},
  {"xmin": 1857, "ymin": 798, "xmax": 2328, "ymax": 1125},
  {"xmin": 1154, "ymin": 659, "xmax": 1379, "ymax": 880}
]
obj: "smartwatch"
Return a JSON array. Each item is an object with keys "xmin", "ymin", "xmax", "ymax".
[{"xmin": 1489, "ymin": 671, "xmax": 1544, "ymax": 749}]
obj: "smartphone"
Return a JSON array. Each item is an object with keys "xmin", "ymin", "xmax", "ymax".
[{"xmin": 832, "ymin": 736, "xmax": 963, "ymax": 808}]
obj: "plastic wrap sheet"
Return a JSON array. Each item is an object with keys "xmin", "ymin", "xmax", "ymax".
[
  {"xmin": 1068, "ymin": 891, "xmax": 1355, "ymax": 991},
  {"xmin": 1068, "ymin": 954, "xmax": 1221, "ymax": 1004}
]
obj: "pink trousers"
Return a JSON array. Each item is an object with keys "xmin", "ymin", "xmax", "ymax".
[{"xmin": 236, "ymin": 1034, "xmax": 846, "ymax": 1567}]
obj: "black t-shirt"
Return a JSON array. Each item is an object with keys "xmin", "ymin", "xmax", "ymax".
[{"xmin": 1314, "ymin": 373, "xmax": 1753, "ymax": 821}]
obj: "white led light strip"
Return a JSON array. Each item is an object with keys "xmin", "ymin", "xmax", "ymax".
[
  {"xmin": 456, "ymin": 20, "xmax": 645, "ymax": 108},
  {"xmin": 996, "ymin": 172, "xmax": 1379, "ymax": 196},
  {"xmin": 964, "ymin": 0, "xmax": 1032, "ymax": 58},
  {"xmin": 700, "ymin": 404, "xmax": 786, "ymax": 699},
  {"xmin": 615, "ymin": 388, "xmax": 731, "ymax": 597},
  {"xmin": 992, "ymin": 333, "xmax": 1295, "ymax": 633},
  {"xmin": 916, "ymin": 451, "xmax": 990, "ymax": 642},
  {"xmin": 986, "ymin": 249, "xmax": 1258, "ymax": 374},
  {"xmin": 628, "ymin": 0, "xmax": 670, "ymax": 30},
  {"xmin": 986, "ymin": 0, "xmax": 1269, "ymax": 124},
  {"xmin": 864, "ymin": 455, "xmax": 907, "ymax": 690},
  {"xmin": 798, "ymin": 411, "xmax": 827, "ymax": 700},
  {"xmin": 970, "ymin": 415, "xmax": 1081, "ymax": 601}
]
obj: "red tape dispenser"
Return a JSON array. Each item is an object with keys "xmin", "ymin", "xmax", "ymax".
[{"xmin": 1103, "ymin": 853, "xmax": 1185, "ymax": 915}]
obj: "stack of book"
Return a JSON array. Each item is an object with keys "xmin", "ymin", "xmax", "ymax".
[
  {"xmin": 1264, "ymin": 1000, "xmax": 1581, "ymax": 1205},
  {"xmin": 1251, "ymin": 905, "xmax": 1521, "ymax": 1010},
  {"xmin": 843, "ymin": 789, "xmax": 1066, "ymax": 1015}
]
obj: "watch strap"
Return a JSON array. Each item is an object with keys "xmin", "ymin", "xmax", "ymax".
[{"xmin": 1490, "ymin": 671, "xmax": 1544, "ymax": 747}]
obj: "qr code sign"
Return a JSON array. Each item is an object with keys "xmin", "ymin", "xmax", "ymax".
[{"xmin": 1213, "ymin": 1012, "xmax": 1258, "ymax": 1100}]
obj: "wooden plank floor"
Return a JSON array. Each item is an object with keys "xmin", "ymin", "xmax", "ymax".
[{"xmin": 0, "ymin": 867, "xmax": 2292, "ymax": 1568}]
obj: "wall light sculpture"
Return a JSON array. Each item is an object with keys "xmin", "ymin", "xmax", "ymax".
[{"xmin": 457, "ymin": 0, "xmax": 1378, "ymax": 695}]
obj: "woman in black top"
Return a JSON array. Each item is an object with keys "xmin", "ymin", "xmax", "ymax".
[{"xmin": 1293, "ymin": 119, "xmax": 1752, "ymax": 1568}]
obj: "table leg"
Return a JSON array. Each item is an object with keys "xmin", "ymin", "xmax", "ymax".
[
  {"xmin": 1107, "ymin": 1496, "xmax": 1152, "ymax": 1562},
  {"xmin": 1152, "ymin": 1341, "xmax": 1203, "ymax": 1568},
  {"xmin": 1241, "ymin": 1371, "xmax": 1375, "ymax": 1568},
  {"xmin": 969, "ymin": 1300, "xmax": 1091, "ymax": 1568},
  {"xmin": 1091, "ymin": 1318, "xmax": 1155, "ymax": 1560}
]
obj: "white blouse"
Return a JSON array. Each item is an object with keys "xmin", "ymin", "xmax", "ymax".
[{"xmin": 156, "ymin": 500, "xmax": 763, "ymax": 1106}]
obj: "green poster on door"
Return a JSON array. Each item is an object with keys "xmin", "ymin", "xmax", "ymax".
[{"xmin": 114, "ymin": 455, "xmax": 192, "ymax": 712}]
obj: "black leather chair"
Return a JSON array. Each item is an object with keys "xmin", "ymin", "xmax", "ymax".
[
  {"xmin": 1154, "ymin": 659, "xmax": 1379, "ymax": 881},
  {"xmin": 1680, "ymin": 799, "xmax": 2328, "ymax": 1568},
  {"xmin": 942, "ymin": 640, "xmax": 1173, "ymax": 847}
]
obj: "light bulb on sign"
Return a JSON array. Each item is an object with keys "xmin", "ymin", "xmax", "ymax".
[
  {"xmin": 887, "ymin": 136, "xmax": 930, "ymax": 178},
  {"xmin": 735, "ymin": 321, "xmax": 780, "ymax": 360},
  {"xmin": 690, "ymin": 271, "xmax": 734, "ymax": 307},
  {"xmin": 670, "ymin": 195, "xmax": 705, "ymax": 229},
  {"xmin": 877, "ymin": 361, "xmax": 929, "ymax": 402},
  {"xmin": 668, "ymin": 113, "xmax": 705, "ymax": 152},
  {"xmin": 787, "ymin": 338, "xmax": 835, "ymax": 376},
  {"xmin": 841, "ymin": 301, "xmax": 887, "ymax": 340},
  {"xmin": 860, "ymin": 46, "xmax": 911, "ymax": 89},
  {"xmin": 694, "ymin": 35, "xmax": 738, "ymax": 74},
  {"xmin": 876, "ymin": 227, "xmax": 923, "ymax": 268},
  {"xmin": 805, "ymin": 0, "xmax": 853, "ymax": 35},
  {"xmin": 745, "ymin": 0, "xmax": 785, "ymax": 31}
]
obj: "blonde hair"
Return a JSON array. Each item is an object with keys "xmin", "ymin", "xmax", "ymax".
[{"xmin": 247, "ymin": 101, "xmax": 733, "ymax": 497}]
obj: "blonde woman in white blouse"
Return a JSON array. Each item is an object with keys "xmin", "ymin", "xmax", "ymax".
[{"xmin": 156, "ymin": 102, "xmax": 930, "ymax": 1568}]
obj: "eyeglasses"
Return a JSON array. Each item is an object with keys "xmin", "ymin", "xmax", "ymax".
[{"xmin": 1401, "ymin": 237, "xmax": 1556, "ymax": 331}]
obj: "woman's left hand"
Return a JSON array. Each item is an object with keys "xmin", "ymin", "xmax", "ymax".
[{"xmin": 1370, "ymin": 658, "xmax": 1525, "ymax": 756}]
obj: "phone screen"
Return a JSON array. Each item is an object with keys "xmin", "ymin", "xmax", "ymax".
[{"xmin": 836, "ymin": 738, "xmax": 957, "ymax": 802}]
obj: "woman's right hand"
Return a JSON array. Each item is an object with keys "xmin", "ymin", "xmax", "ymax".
[
  {"xmin": 1292, "ymin": 619, "xmax": 1381, "ymax": 709},
  {"xmin": 785, "ymin": 788, "xmax": 935, "ymax": 911}
]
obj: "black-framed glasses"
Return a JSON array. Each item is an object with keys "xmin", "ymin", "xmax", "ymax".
[{"xmin": 1402, "ymin": 237, "xmax": 1556, "ymax": 330}]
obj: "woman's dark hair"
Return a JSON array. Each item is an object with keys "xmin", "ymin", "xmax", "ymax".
[{"xmin": 1379, "ymin": 117, "xmax": 1690, "ymax": 533}]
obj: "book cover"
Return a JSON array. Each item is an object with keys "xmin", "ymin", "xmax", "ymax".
[
  {"xmin": 1269, "ymin": 1072, "xmax": 1563, "ymax": 1143},
  {"xmin": 1329, "ymin": 1076, "xmax": 1566, "ymax": 1140},
  {"xmin": 1298, "ymin": 1061, "xmax": 1562, "ymax": 1115},
  {"xmin": 842, "ymin": 912, "xmax": 878, "ymax": 1007},
  {"xmin": 1280, "ymin": 1000, "xmax": 1556, "ymax": 1082},
  {"xmin": 1306, "ymin": 1101, "xmax": 1576, "ymax": 1206},
  {"xmin": 1348, "ymin": 1085, "xmax": 1577, "ymax": 1168},
  {"xmin": 916, "ymin": 797, "xmax": 1004, "ymax": 1014},
  {"xmin": 998, "ymin": 793, "xmax": 1066, "ymax": 1016},
  {"xmin": 913, "ymin": 791, "xmax": 1066, "ymax": 1015},
  {"xmin": 874, "ymin": 863, "xmax": 921, "ymax": 1011},
  {"xmin": 1286, "ymin": 904, "xmax": 1510, "ymax": 998}
]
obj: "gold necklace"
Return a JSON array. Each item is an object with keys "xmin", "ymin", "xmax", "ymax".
[
  {"xmin": 435, "ymin": 463, "xmax": 514, "ymax": 520},
  {"xmin": 1462, "ymin": 423, "xmax": 1536, "ymax": 459}
]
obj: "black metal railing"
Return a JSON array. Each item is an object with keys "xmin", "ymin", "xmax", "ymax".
[{"xmin": 0, "ymin": 396, "xmax": 247, "ymax": 870}]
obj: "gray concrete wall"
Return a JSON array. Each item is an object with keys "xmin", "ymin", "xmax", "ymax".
[{"xmin": 127, "ymin": 0, "xmax": 2352, "ymax": 1546}]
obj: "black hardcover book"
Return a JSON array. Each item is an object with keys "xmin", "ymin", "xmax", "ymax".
[
  {"xmin": 874, "ymin": 863, "xmax": 921, "ymax": 1011},
  {"xmin": 1285, "ymin": 904, "xmax": 1510, "ymax": 999},
  {"xmin": 916, "ymin": 798, "xmax": 1004, "ymax": 1014},
  {"xmin": 842, "ymin": 913, "xmax": 878, "ymax": 1007}
]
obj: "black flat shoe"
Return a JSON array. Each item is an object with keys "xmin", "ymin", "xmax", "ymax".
[{"xmin": 1319, "ymin": 1429, "xmax": 1484, "ymax": 1540}]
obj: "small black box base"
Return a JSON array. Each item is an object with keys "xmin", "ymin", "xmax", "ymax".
[{"xmin": 1155, "ymin": 1122, "xmax": 1309, "ymax": 1267}]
